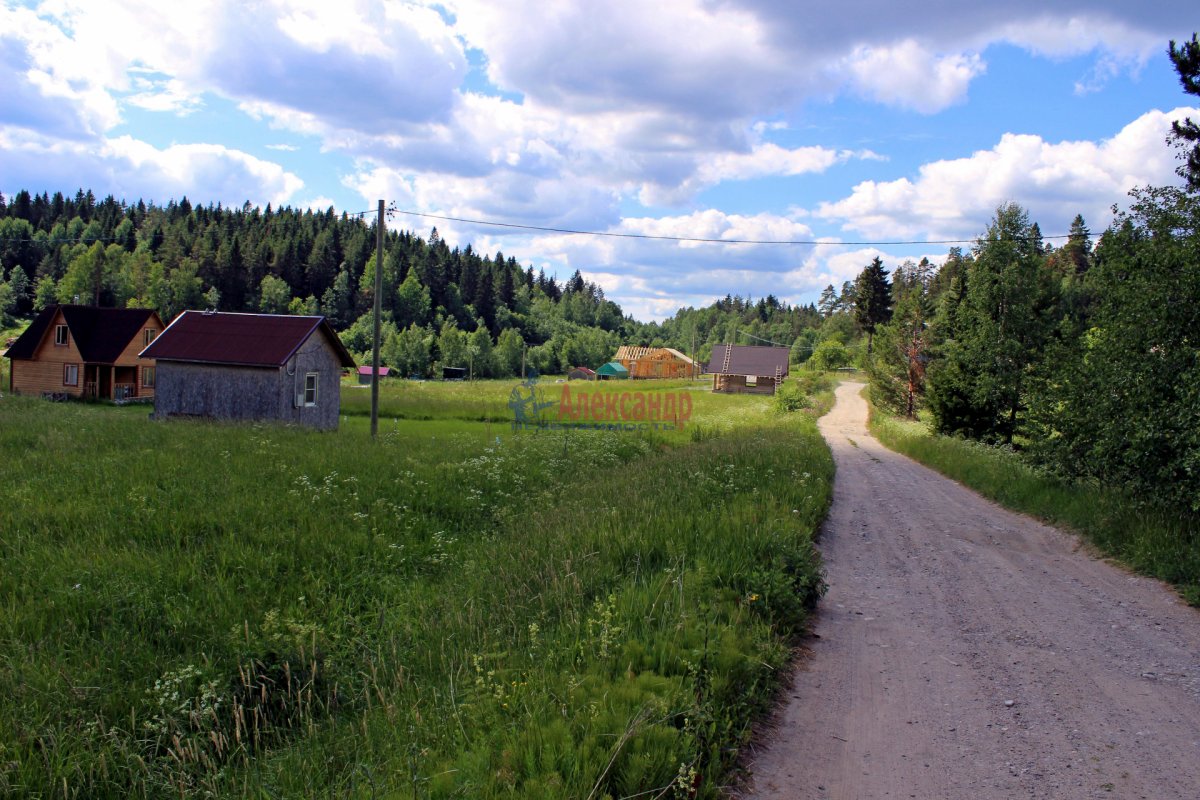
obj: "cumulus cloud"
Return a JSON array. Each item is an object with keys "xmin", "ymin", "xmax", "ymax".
[
  {"xmin": 0, "ymin": 128, "xmax": 304, "ymax": 207},
  {"xmin": 816, "ymin": 107, "xmax": 1197, "ymax": 240},
  {"xmin": 842, "ymin": 41, "xmax": 985, "ymax": 113}
]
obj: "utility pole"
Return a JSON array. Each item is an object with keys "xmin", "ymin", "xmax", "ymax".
[{"xmin": 371, "ymin": 199, "xmax": 383, "ymax": 438}]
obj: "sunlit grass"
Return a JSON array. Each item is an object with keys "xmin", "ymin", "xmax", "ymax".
[{"xmin": 0, "ymin": 379, "xmax": 832, "ymax": 798}]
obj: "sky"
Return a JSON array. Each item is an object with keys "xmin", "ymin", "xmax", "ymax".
[{"xmin": 2, "ymin": 1, "xmax": 1197, "ymax": 322}]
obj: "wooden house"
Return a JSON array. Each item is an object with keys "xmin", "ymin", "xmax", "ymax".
[
  {"xmin": 357, "ymin": 365, "xmax": 391, "ymax": 385},
  {"xmin": 140, "ymin": 311, "xmax": 356, "ymax": 430},
  {"xmin": 596, "ymin": 361, "xmax": 630, "ymax": 380},
  {"xmin": 567, "ymin": 366, "xmax": 597, "ymax": 381},
  {"xmin": 707, "ymin": 345, "xmax": 790, "ymax": 395},
  {"xmin": 4, "ymin": 304, "xmax": 163, "ymax": 400},
  {"xmin": 613, "ymin": 346, "xmax": 697, "ymax": 379}
]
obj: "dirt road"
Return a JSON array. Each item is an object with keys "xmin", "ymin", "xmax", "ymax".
[{"xmin": 741, "ymin": 382, "xmax": 1200, "ymax": 799}]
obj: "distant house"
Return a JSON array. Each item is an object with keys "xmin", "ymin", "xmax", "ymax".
[
  {"xmin": 442, "ymin": 366, "xmax": 467, "ymax": 381},
  {"xmin": 614, "ymin": 346, "xmax": 697, "ymax": 379},
  {"xmin": 567, "ymin": 366, "xmax": 597, "ymax": 381},
  {"xmin": 357, "ymin": 365, "xmax": 391, "ymax": 385},
  {"xmin": 707, "ymin": 345, "xmax": 790, "ymax": 395},
  {"xmin": 140, "ymin": 311, "xmax": 356, "ymax": 430},
  {"xmin": 4, "ymin": 304, "xmax": 163, "ymax": 401},
  {"xmin": 596, "ymin": 361, "xmax": 630, "ymax": 380}
]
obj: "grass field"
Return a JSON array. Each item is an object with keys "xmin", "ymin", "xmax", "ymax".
[
  {"xmin": 870, "ymin": 408, "xmax": 1200, "ymax": 607},
  {"xmin": 0, "ymin": 377, "xmax": 833, "ymax": 798}
]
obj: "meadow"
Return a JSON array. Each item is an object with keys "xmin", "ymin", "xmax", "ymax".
[{"xmin": 0, "ymin": 376, "xmax": 833, "ymax": 798}]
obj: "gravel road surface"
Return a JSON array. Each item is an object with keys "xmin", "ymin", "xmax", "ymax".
[{"xmin": 741, "ymin": 382, "xmax": 1200, "ymax": 799}]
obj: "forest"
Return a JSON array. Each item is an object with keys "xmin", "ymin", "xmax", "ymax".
[{"xmin": 0, "ymin": 190, "xmax": 839, "ymax": 378}]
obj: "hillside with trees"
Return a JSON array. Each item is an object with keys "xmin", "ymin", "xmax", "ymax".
[{"xmin": 0, "ymin": 196, "xmax": 631, "ymax": 378}]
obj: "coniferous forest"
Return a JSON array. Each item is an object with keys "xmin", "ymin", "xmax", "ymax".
[{"xmin": 0, "ymin": 192, "xmax": 833, "ymax": 378}]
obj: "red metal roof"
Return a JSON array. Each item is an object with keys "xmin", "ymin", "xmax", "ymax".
[
  {"xmin": 356, "ymin": 365, "xmax": 391, "ymax": 376},
  {"xmin": 140, "ymin": 311, "xmax": 355, "ymax": 368},
  {"xmin": 707, "ymin": 345, "xmax": 790, "ymax": 377},
  {"xmin": 5, "ymin": 305, "xmax": 161, "ymax": 363}
]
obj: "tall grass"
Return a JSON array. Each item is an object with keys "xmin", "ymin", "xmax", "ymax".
[
  {"xmin": 0, "ymin": 383, "xmax": 832, "ymax": 798},
  {"xmin": 870, "ymin": 410, "xmax": 1200, "ymax": 606}
]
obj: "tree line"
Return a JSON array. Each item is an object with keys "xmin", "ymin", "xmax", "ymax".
[
  {"xmin": 0, "ymin": 188, "xmax": 846, "ymax": 376},
  {"xmin": 0, "ymin": 193, "xmax": 635, "ymax": 378}
]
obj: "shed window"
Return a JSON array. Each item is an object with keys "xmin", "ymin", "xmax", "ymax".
[
  {"xmin": 55, "ymin": 325, "xmax": 68, "ymax": 346},
  {"xmin": 143, "ymin": 328, "xmax": 157, "ymax": 346},
  {"xmin": 304, "ymin": 372, "xmax": 318, "ymax": 406},
  {"xmin": 63, "ymin": 363, "xmax": 79, "ymax": 386},
  {"xmin": 142, "ymin": 367, "xmax": 155, "ymax": 388}
]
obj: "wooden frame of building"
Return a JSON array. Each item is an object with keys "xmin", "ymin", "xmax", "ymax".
[
  {"xmin": 4, "ymin": 304, "xmax": 163, "ymax": 401},
  {"xmin": 613, "ymin": 346, "xmax": 697, "ymax": 379},
  {"xmin": 707, "ymin": 344, "xmax": 790, "ymax": 395},
  {"xmin": 140, "ymin": 311, "xmax": 356, "ymax": 430}
]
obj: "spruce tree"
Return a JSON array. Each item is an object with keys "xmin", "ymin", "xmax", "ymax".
[{"xmin": 853, "ymin": 256, "xmax": 892, "ymax": 353}]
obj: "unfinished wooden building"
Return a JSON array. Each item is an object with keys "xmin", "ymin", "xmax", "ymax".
[
  {"xmin": 707, "ymin": 345, "xmax": 790, "ymax": 395},
  {"xmin": 613, "ymin": 346, "xmax": 697, "ymax": 379}
]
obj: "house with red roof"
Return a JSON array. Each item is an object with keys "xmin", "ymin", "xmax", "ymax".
[
  {"xmin": 140, "ymin": 310, "xmax": 356, "ymax": 430},
  {"xmin": 4, "ymin": 304, "xmax": 163, "ymax": 400}
]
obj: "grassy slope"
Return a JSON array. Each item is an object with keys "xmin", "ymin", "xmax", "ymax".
[
  {"xmin": 0, "ymin": 382, "xmax": 832, "ymax": 798},
  {"xmin": 870, "ymin": 409, "xmax": 1200, "ymax": 607}
]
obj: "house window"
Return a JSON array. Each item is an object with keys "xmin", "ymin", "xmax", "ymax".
[
  {"xmin": 63, "ymin": 363, "xmax": 79, "ymax": 386},
  {"xmin": 304, "ymin": 372, "xmax": 318, "ymax": 406},
  {"xmin": 142, "ymin": 367, "xmax": 155, "ymax": 388},
  {"xmin": 746, "ymin": 375, "xmax": 758, "ymax": 386},
  {"xmin": 55, "ymin": 325, "xmax": 68, "ymax": 346},
  {"xmin": 143, "ymin": 328, "xmax": 157, "ymax": 346}
]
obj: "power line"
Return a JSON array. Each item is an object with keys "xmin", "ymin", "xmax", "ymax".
[
  {"xmin": 736, "ymin": 329, "xmax": 792, "ymax": 347},
  {"xmin": 391, "ymin": 209, "xmax": 1074, "ymax": 246}
]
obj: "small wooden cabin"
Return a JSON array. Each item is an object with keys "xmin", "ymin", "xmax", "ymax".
[
  {"xmin": 4, "ymin": 304, "xmax": 163, "ymax": 400},
  {"xmin": 708, "ymin": 345, "xmax": 790, "ymax": 395},
  {"xmin": 140, "ymin": 311, "xmax": 356, "ymax": 430},
  {"xmin": 567, "ymin": 366, "xmax": 597, "ymax": 381},
  {"xmin": 614, "ymin": 346, "xmax": 696, "ymax": 379},
  {"xmin": 357, "ymin": 365, "xmax": 391, "ymax": 385},
  {"xmin": 596, "ymin": 361, "xmax": 630, "ymax": 380}
]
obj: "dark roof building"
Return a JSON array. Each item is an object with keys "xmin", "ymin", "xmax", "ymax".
[
  {"xmin": 5, "ymin": 304, "xmax": 163, "ymax": 400},
  {"xmin": 141, "ymin": 311, "xmax": 355, "ymax": 429},
  {"xmin": 707, "ymin": 344, "xmax": 790, "ymax": 395}
]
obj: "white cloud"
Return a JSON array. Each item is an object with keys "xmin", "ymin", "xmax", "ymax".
[
  {"xmin": 0, "ymin": 127, "xmax": 304, "ymax": 207},
  {"xmin": 816, "ymin": 107, "xmax": 1198, "ymax": 240},
  {"xmin": 842, "ymin": 41, "xmax": 986, "ymax": 114}
]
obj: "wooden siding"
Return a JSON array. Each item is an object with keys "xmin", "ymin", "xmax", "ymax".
[
  {"xmin": 8, "ymin": 308, "xmax": 159, "ymax": 399},
  {"xmin": 10, "ymin": 309, "xmax": 84, "ymax": 396},
  {"xmin": 711, "ymin": 374, "xmax": 780, "ymax": 395},
  {"xmin": 151, "ymin": 334, "xmax": 343, "ymax": 429}
]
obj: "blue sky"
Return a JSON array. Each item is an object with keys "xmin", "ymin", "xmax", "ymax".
[{"xmin": 1, "ymin": 1, "xmax": 1196, "ymax": 321}]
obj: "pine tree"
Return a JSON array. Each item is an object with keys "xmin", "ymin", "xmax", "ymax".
[{"xmin": 1168, "ymin": 34, "xmax": 1200, "ymax": 190}]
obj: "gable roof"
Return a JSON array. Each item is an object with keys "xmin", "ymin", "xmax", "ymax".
[
  {"xmin": 597, "ymin": 361, "xmax": 629, "ymax": 375},
  {"xmin": 707, "ymin": 345, "xmax": 790, "ymax": 377},
  {"xmin": 614, "ymin": 345, "xmax": 695, "ymax": 365},
  {"xmin": 5, "ymin": 305, "xmax": 161, "ymax": 363},
  {"xmin": 140, "ymin": 311, "xmax": 355, "ymax": 368}
]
